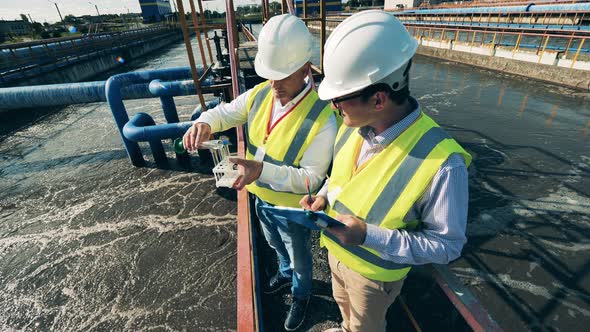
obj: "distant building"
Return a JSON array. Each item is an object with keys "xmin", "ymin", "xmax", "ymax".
[
  {"xmin": 294, "ymin": 0, "xmax": 342, "ymax": 17},
  {"xmin": 384, "ymin": 0, "xmax": 442, "ymax": 9},
  {"xmin": 139, "ymin": 0, "xmax": 172, "ymax": 23},
  {"xmin": 0, "ymin": 20, "xmax": 29, "ymax": 35}
]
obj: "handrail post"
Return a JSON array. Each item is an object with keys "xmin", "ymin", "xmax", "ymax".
[
  {"xmin": 286, "ymin": 0, "xmax": 295, "ymax": 14},
  {"xmin": 539, "ymin": 35, "xmax": 550, "ymax": 63},
  {"xmin": 175, "ymin": 0, "xmax": 207, "ymax": 111},
  {"xmin": 320, "ymin": 0, "xmax": 326, "ymax": 73},
  {"xmin": 189, "ymin": 0, "xmax": 208, "ymax": 68},
  {"xmin": 226, "ymin": 2, "xmax": 255, "ymax": 331},
  {"xmin": 513, "ymin": 32, "xmax": 522, "ymax": 57},
  {"xmin": 564, "ymin": 32, "xmax": 575, "ymax": 57},
  {"xmin": 261, "ymin": 0, "xmax": 268, "ymax": 22},
  {"xmin": 571, "ymin": 38, "xmax": 585, "ymax": 69},
  {"xmin": 197, "ymin": 0, "xmax": 214, "ymax": 63},
  {"xmin": 225, "ymin": 0, "xmax": 240, "ymax": 101}
]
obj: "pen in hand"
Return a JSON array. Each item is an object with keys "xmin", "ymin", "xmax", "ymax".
[
  {"xmin": 305, "ymin": 177, "xmax": 313, "ymax": 205},
  {"xmin": 304, "ymin": 177, "xmax": 326, "ymax": 228}
]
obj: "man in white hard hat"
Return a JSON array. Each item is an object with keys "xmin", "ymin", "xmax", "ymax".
[
  {"xmin": 300, "ymin": 10, "xmax": 471, "ymax": 332},
  {"xmin": 183, "ymin": 14, "xmax": 338, "ymax": 331}
]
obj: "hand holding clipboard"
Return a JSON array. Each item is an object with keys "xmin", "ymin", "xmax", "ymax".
[{"xmin": 258, "ymin": 206, "xmax": 343, "ymax": 231}]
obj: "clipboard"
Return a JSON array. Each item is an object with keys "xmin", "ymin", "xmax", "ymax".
[{"xmin": 258, "ymin": 206, "xmax": 343, "ymax": 231}]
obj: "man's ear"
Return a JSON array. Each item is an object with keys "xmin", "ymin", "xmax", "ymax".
[{"xmin": 373, "ymin": 91, "xmax": 388, "ymax": 112}]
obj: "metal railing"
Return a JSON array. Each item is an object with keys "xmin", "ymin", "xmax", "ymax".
[
  {"xmin": 0, "ymin": 26, "xmax": 178, "ymax": 80},
  {"xmin": 392, "ymin": 8, "xmax": 590, "ymax": 35},
  {"xmin": 415, "ymin": 0, "xmax": 587, "ymax": 10},
  {"xmin": 399, "ymin": 20, "xmax": 590, "ymax": 34},
  {"xmin": 408, "ymin": 25, "xmax": 590, "ymax": 64}
]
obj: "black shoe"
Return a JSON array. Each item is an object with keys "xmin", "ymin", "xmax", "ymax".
[
  {"xmin": 264, "ymin": 272, "xmax": 292, "ymax": 295},
  {"xmin": 284, "ymin": 296, "xmax": 309, "ymax": 331}
]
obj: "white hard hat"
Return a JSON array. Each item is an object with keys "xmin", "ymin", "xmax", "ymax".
[
  {"xmin": 255, "ymin": 14, "xmax": 312, "ymax": 80},
  {"xmin": 318, "ymin": 10, "xmax": 418, "ymax": 100}
]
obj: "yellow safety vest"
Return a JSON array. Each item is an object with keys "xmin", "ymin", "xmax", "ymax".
[
  {"xmin": 245, "ymin": 81, "xmax": 335, "ymax": 207},
  {"xmin": 322, "ymin": 113, "xmax": 472, "ymax": 282}
]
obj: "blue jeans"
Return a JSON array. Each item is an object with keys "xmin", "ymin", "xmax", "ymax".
[{"xmin": 255, "ymin": 198, "xmax": 312, "ymax": 299}]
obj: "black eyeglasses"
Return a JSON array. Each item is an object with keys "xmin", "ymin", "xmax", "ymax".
[{"xmin": 331, "ymin": 91, "xmax": 363, "ymax": 108}]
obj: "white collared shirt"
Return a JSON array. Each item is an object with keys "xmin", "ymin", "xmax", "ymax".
[
  {"xmin": 270, "ymin": 81, "xmax": 312, "ymax": 125},
  {"xmin": 196, "ymin": 82, "xmax": 338, "ymax": 194}
]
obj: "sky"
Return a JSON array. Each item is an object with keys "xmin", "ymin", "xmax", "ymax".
[{"xmin": 0, "ymin": 0, "xmax": 261, "ymax": 24}]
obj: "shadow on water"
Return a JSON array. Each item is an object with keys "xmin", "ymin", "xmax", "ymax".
[
  {"xmin": 448, "ymin": 124, "xmax": 590, "ymax": 331},
  {"xmin": 403, "ymin": 56, "xmax": 590, "ymax": 330},
  {"xmin": 0, "ymin": 107, "xmax": 64, "ymax": 141},
  {"xmin": 0, "ymin": 149, "xmax": 127, "ymax": 174},
  {"xmin": 0, "ymin": 102, "xmax": 104, "ymax": 148}
]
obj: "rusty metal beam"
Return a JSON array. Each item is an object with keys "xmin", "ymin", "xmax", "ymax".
[
  {"xmin": 175, "ymin": 0, "xmax": 206, "ymax": 111},
  {"xmin": 428, "ymin": 265, "xmax": 503, "ymax": 332},
  {"xmin": 197, "ymin": 0, "xmax": 214, "ymax": 63},
  {"xmin": 188, "ymin": 0, "xmax": 208, "ymax": 68},
  {"xmin": 320, "ymin": 0, "xmax": 326, "ymax": 72}
]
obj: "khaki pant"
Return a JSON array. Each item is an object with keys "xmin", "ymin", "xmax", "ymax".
[{"xmin": 328, "ymin": 253, "xmax": 405, "ymax": 332}]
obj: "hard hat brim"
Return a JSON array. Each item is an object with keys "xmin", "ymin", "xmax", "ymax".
[{"xmin": 254, "ymin": 55, "xmax": 291, "ymax": 81}]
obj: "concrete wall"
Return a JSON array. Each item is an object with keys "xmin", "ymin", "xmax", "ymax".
[
  {"xmin": 417, "ymin": 37, "xmax": 590, "ymax": 91},
  {"xmin": 9, "ymin": 31, "xmax": 183, "ymax": 87}
]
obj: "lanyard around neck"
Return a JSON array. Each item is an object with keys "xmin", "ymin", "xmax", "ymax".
[{"xmin": 263, "ymin": 88, "xmax": 312, "ymax": 144}]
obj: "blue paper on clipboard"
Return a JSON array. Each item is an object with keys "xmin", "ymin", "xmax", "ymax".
[{"xmin": 259, "ymin": 206, "xmax": 343, "ymax": 231}]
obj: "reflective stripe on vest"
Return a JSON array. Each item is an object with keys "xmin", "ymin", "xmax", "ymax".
[
  {"xmin": 334, "ymin": 127, "xmax": 355, "ymax": 157},
  {"xmin": 245, "ymin": 84, "xmax": 271, "ymax": 159},
  {"xmin": 326, "ymin": 200, "xmax": 411, "ymax": 270},
  {"xmin": 362, "ymin": 127, "xmax": 450, "ymax": 225}
]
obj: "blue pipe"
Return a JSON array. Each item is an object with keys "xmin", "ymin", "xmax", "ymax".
[
  {"xmin": 123, "ymin": 113, "xmax": 193, "ymax": 142},
  {"xmin": 150, "ymin": 94, "xmax": 220, "ymax": 162},
  {"xmin": 396, "ymin": 5, "xmax": 528, "ymax": 15},
  {"xmin": 403, "ymin": 20, "xmax": 590, "ymax": 33},
  {"xmin": 0, "ymin": 81, "xmax": 147, "ymax": 109},
  {"xmin": 148, "ymin": 77, "xmax": 215, "ymax": 97},
  {"xmin": 530, "ymin": 3, "xmax": 590, "ymax": 12},
  {"xmin": 0, "ymin": 69, "xmax": 213, "ymax": 110},
  {"xmin": 395, "ymin": 3, "xmax": 590, "ymax": 15},
  {"xmin": 160, "ymin": 96, "xmax": 180, "ymax": 124},
  {"xmin": 1, "ymin": 66, "xmax": 219, "ymax": 168},
  {"xmin": 106, "ymin": 66, "xmax": 205, "ymax": 166},
  {"xmin": 122, "ymin": 112, "xmax": 168, "ymax": 167},
  {"xmin": 191, "ymin": 98, "xmax": 222, "ymax": 121}
]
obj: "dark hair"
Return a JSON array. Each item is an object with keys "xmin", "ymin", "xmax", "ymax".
[
  {"xmin": 360, "ymin": 83, "xmax": 410, "ymax": 106},
  {"xmin": 360, "ymin": 60, "xmax": 412, "ymax": 106}
]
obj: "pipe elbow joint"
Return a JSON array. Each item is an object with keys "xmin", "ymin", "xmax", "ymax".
[{"xmin": 123, "ymin": 112, "xmax": 155, "ymax": 142}]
